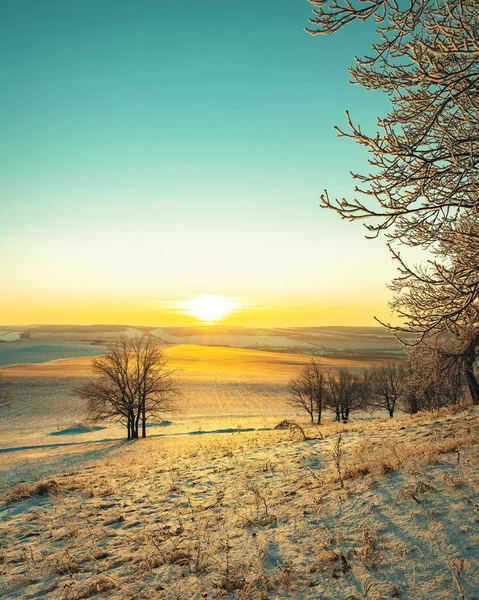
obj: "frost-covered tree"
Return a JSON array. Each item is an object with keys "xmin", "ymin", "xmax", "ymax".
[
  {"xmin": 388, "ymin": 216, "xmax": 479, "ymax": 402},
  {"xmin": 404, "ymin": 337, "xmax": 467, "ymax": 412},
  {"xmin": 307, "ymin": 1, "xmax": 479, "ymax": 402},
  {"xmin": 389, "ymin": 217, "xmax": 479, "ymax": 338},
  {"xmin": 307, "ymin": 0, "xmax": 479, "ymax": 246}
]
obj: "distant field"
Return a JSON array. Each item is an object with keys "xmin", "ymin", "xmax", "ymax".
[
  {"xmin": 0, "ymin": 343, "xmax": 399, "ymax": 490},
  {"xmin": 151, "ymin": 327, "xmax": 405, "ymax": 358},
  {"xmin": 0, "ymin": 344, "xmax": 384, "ymax": 446},
  {"xmin": 0, "ymin": 341, "xmax": 107, "ymax": 368},
  {"xmin": 1, "ymin": 344, "xmax": 375, "ymax": 420},
  {"xmin": 4, "ymin": 324, "xmax": 406, "ymax": 358}
]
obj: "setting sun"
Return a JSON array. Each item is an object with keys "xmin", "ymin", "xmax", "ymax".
[{"xmin": 179, "ymin": 295, "xmax": 240, "ymax": 323}]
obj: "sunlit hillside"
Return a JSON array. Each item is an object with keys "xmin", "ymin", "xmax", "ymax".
[
  {"xmin": 0, "ymin": 343, "xmax": 394, "ymax": 496},
  {"xmin": 1, "ymin": 406, "xmax": 478, "ymax": 599},
  {"xmin": 0, "ymin": 324, "xmax": 406, "ymax": 361},
  {"xmin": 1, "ymin": 344, "xmax": 382, "ymax": 430}
]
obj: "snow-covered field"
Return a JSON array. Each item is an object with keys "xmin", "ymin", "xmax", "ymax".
[
  {"xmin": 5, "ymin": 324, "xmax": 404, "ymax": 358},
  {"xmin": 0, "ymin": 331, "xmax": 21, "ymax": 342},
  {"xmin": 26, "ymin": 327, "xmax": 143, "ymax": 342},
  {"xmin": 0, "ymin": 342, "xmax": 477, "ymax": 599},
  {"xmin": 0, "ymin": 341, "xmax": 106, "ymax": 368},
  {"xmin": 0, "ymin": 345, "xmax": 377, "ymax": 493},
  {"xmin": 150, "ymin": 327, "xmax": 405, "ymax": 357},
  {"xmin": 151, "ymin": 328, "xmax": 320, "ymax": 350},
  {"xmin": 1, "ymin": 406, "xmax": 477, "ymax": 599}
]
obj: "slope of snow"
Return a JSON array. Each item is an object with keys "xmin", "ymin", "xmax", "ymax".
[
  {"xmin": 151, "ymin": 328, "xmax": 320, "ymax": 349},
  {"xmin": 1, "ymin": 407, "xmax": 477, "ymax": 599}
]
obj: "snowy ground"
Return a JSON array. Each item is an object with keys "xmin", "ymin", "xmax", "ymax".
[
  {"xmin": 3, "ymin": 344, "xmax": 474, "ymax": 599},
  {"xmin": 151, "ymin": 328, "xmax": 320, "ymax": 350},
  {"xmin": 0, "ymin": 406, "xmax": 477, "ymax": 599},
  {"xmin": 150, "ymin": 327, "xmax": 404, "ymax": 358},
  {"xmin": 0, "ymin": 341, "xmax": 107, "ymax": 369},
  {"xmin": 1, "ymin": 325, "xmax": 404, "ymax": 363},
  {"xmin": 0, "ymin": 345, "xmax": 381, "ymax": 493}
]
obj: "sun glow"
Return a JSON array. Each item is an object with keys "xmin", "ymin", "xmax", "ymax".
[{"xmin": 179, "ymin": 295, "xmax": 240, "ymax": 323}]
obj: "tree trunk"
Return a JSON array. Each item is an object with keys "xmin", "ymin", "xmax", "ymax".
[
  {"xmin": 133, "ymin": 411, "xmax": 140, "ymax": 439},
  {"xmin": 140, "ymin": 393, "xmax": 147, "ymax": 438},
  {"xmin": 132, "ymin": 417, "xmax": 139, "ymax": 438},
  {"xmin": 407, "ymin": 393, "xmax": 419, "ymax": 414},
  {"xmin": 341, "ymin": 406, "xmax": 349, "ymax": 423},
  {"xmin": 464, "ymin": 356, "xmax": 479, "ymax": 404},
  {"xmin": 389, "ymin": 408, "xmax": 394, "ymax": 418},
  {"xmin": 129, "ymin": 409, "xmax": 136, "ymax": 438}
]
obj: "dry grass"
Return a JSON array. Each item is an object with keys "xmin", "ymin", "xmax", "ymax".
[
  {"xmin": 3, "ymin": 479, "xmax": 63, "ymax": 504},
  {"xmin": 0, "ymin": 405, "xmax": 478, "ymax": 599},
  {"xmin": 341, "ymin": 421, "xmax": 479, "ymax": 484}
]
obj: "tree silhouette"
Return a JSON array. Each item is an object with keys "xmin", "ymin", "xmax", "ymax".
[{"xmin": 76, "ymin": 335, "xmax": 180, "ymax": 439}]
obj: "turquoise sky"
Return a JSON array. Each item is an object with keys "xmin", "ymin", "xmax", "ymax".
[{"xmin": 0, "ymin": 0, "xmax": 398, "ymax": 326}]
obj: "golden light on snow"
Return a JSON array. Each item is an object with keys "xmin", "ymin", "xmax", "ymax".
[{"xmin": 178, "ymin": 295, "xmax": 240, "ymax": 323}]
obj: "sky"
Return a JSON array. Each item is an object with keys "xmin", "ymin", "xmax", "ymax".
[{"xmin": 1, "ymin": 0, "xmax": 402, "ymax": 327}]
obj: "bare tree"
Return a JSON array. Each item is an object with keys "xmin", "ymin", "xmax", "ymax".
[
  {"xmin": 364, "ymin": 362, "xmax": 406, "ymax": 418},
  {"xmin": 75, "ymin": 335, "xmax": 179, "ymax": 439},
  {"xmin": 326, "ymin": 368, "xmax": 367, "ymax": 422},
  {"xmin": 331, "ymin": 433, "xmax": 344, "ymax": 488},
  {"xmin": 289, "ymin": 359, "xmax": 329, "ymax": 424},
  {"xmin": 130, "ymin": 335, "xmax": 178, "ymax": 438}
]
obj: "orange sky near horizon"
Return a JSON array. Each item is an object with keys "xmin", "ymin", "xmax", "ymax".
[
  {"xmin": 0, "ymin": 293, "xmax": 396, "ymax": 328},
  {"xmin": 1, "ymin": 216, "xmax": 401, "ymax": 329}
]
